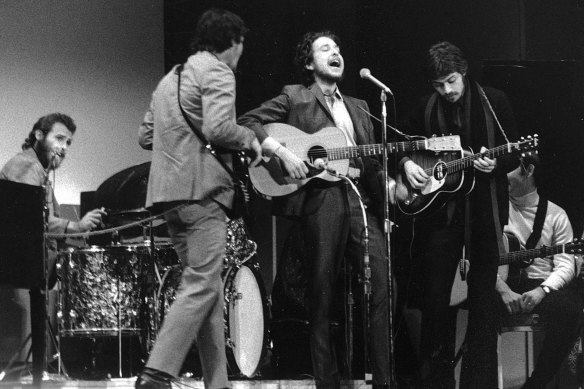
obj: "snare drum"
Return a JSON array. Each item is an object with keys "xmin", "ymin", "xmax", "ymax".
[
  {"xmin": 58, "ymin": 246, "xmax": 145, "ymax": 336},
  {"xmin": 106, "ymin": 242, "xmax": 179, "ymax": 268}
]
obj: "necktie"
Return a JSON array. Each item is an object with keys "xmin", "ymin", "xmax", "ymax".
[{"xmin": 325, "ymin": 93, "xmax": 356, "ymax": 147}]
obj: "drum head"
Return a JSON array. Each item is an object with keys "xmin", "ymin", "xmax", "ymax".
[{"xmin": 227, "ymin": 265, "xmax": 265, "ymax": 377}]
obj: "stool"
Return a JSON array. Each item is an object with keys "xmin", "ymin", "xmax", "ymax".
[{"xmin": 497, "ymin": 313, "xmax": 560, "ymax": 389}]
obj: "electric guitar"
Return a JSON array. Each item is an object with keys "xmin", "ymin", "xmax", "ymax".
[
  {"xmin": 397, "ymin": 135, "xmax": 539, "ymax": 217},
  {"xmin": 248, "ymin": 123, "xmax": 461, "ymax": 198},
  {"xmin": 450, "ymin": 233, "xmax": 584, "ymax": 306}
]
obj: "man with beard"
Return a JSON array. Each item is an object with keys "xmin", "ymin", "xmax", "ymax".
[
  {"xmin": 1, "ymin": 113, "xmax": 106, "ymax": 257},
  {"xmin": 238, "ymin": 31, "xmax": 392, "ymax": 389},
  {"xmin": 1, "ymin": 112, "xmax": 105, "ymax": 332},
  {"xmin": 400, "ymin": 42, "xmax": 518, "ymax": 388}
]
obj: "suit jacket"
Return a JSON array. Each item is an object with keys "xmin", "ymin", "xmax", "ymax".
[
  {"xmin": 405, "ymin": 79, "xmax": 518, "ymax": 227},
  {"xmin": 139, "ymin": 51, "xmax": 256, "ymax": 209},
  {"xmin": 238, "ymin": 83, "xmax": 384, "ymax": 217}
]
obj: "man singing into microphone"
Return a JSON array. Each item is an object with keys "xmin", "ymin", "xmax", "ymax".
[
  {"xmin": 238, "ymin": 31, "xmax": 393, "ymax": 389},
  {"xmin": 0, "ymin": 113, "xmax": 106, "ymax": 282}
]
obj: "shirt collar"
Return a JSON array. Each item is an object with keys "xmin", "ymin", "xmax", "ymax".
[
  {"xmin": 323, "ymin": 88, "xmax": 343, "ymax": 105},
  {"xmin": 510, "ymin": 189, "xmax": 539, "ymax": 209}
]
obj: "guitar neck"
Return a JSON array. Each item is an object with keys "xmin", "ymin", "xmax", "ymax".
[
  {"xmin": 433, "ymin": 143, "xmax": 516, "ymax": 174},
  {"xmin": 327, "ymin": 139, "xmax": 429, "ymax": 161},
  {"xmin": 500, "ymin": 244, "xmax": 568, "ymax": 265}
]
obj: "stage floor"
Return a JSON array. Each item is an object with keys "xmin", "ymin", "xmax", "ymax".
[{"xmin": 0, "ymin": 378, "xmax": 370, "ymax": 389}]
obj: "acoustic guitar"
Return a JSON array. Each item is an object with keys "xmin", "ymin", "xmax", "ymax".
[
  {"xmin": 449, "ymin": 232, "xmax": 584, "ymax": 307},
  {"xmin": 397, "ymin": 135, "xmax": 539, "ymax": 217},
  {"xmin": 248, "ymin": 123, "xmax": 461, "ymax": 198}
]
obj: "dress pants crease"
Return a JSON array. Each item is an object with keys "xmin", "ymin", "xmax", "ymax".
[{"xmin": 146, "ymin": 200, "xmax": 229, "ymax": 389}]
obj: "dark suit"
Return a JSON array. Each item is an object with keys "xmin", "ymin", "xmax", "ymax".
[
  {"xmin": 403, "ymin": 78, "xmax": 518, "ymax": 388},
  {"xmin": 239, "ymin": 83, "xmax": 390, "ymax": 388}
]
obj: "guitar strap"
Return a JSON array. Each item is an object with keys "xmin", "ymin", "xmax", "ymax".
[
  {"xmin": 477, "ymin": 83, "xmax": 507, "ymax": 256},
  {"xmin": 525, "ymin": 196, "xmax": 548, "ymax": 250},
  {"xmin": 424, "ymin": 93, "xmax": 439, "ymax": 137}
]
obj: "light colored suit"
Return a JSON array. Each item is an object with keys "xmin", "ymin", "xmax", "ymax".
[
  {"xmin": 139, "ymin": 51, "xmax": 255, "ymax": 388},
  {"xmin": 139, "ymin": 51, "xmax": 255, "ymax": 210}
]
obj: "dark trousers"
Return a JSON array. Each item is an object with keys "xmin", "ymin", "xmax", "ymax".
[
  {"xmin": 300, "ymin": 183, "xmax": 390, "ymax": 388},
  {"xmin": 503, "ymin": 278, "xmax": 583, "ymax": 389},
  {"xmin": 415, "ymin": 200, "xmax": 501, "ymax": 389},
  {"xmin": 414, "ymin": 217, "xmax": 464, "ymax": 387}
]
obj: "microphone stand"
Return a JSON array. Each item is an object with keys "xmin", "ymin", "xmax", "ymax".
[
  {"xmin": 343, "ymin": 175, "xmax": 370, "ymax": 384},
  {"xmin": 379, "ymin": 90, "xmax": 397, "ymax": 387},
  {"xmin": 32, "ymin": 156, "xmax": 55, "ymax": 385}
]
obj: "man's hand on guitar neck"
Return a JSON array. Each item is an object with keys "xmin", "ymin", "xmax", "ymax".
[
  {"xmin": 261, "ymin": 136, "xmax": 308, "ymax": 179},
  {"xmin": 473, "ymin": 146, "xmax": 497, "ymax": 173}
]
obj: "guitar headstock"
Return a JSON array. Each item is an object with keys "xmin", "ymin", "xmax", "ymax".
[
  {"xmin": 426, "ymin": 135, "xmax": 461, "ymax": 151},
  {"xmin": 566, "ymin": 238, "xmax": 584, "ymax": 255},
  {"xmin": 515, "ymin": 134, "xmax": 539, "ymax": 157}
]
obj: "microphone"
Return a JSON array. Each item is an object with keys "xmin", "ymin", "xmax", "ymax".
[{"xmin": 359, "ymin": 68, "xmax": 393, "ymax": 95}]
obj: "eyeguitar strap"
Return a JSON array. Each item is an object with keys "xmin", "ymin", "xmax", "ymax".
[{"xmin": 525, "ymin": 196, "xmax": 548, "ymax": 250}]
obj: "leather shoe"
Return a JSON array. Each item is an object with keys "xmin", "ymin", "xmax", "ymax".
[{"xmin": 135, "ymin": 367, "xmax": 173, "ymax": 389}]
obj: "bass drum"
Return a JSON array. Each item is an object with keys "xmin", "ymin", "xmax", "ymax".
[
  {"xmin": 157, "ymin": 261, "xmax": 268, "ymax": 378},
  {"xmin": 223, "ymin": 262, "xmax": 269, "ymax": 378}
]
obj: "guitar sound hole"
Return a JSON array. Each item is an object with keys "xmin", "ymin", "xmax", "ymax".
[{"xmin": 307, "ymin": 146, "xmax": 326, "ymax": 165}]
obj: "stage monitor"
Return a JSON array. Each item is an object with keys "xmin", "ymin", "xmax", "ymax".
[{"xmin": 0, "ymin": 179, "xmax": 44, "ymax": 289}]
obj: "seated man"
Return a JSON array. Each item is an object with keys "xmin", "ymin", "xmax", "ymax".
[
  {"xmin": 1, "ymin": 113, "xmax": 106, "ymax": 280},
  {"xmin": 496, "ymin": 154, "xmax": 582, "ymax": 389}
]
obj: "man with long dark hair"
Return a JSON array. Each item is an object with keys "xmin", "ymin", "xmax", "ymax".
[
  {"xmin": 135, "ymin": 8, "xmax": 261, "ymax": 389},
  {"xmin": 238, "ymin": 31, "xmax": 392, "ymax": 389},
  {"xmin": 400, "ymin": 41, "xmax": 518, "ymax": 388}
]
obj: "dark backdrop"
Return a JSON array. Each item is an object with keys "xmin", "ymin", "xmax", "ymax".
[{"xmin": 164, "ymin": 0, "xmax": 584, "ymax": 290}]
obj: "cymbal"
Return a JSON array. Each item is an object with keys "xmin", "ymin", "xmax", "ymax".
[
  {"xmin": 108, "ymin": 207, "xmax": 150, "ymax": 217},
  {"xmin": 95, "ymin": 162, "xmax": 150, "ymax": 212}
]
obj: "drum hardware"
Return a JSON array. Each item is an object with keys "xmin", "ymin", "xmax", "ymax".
[{"xmin": 54, "ymin": 217, "xmax": 267, "ymax": 379}]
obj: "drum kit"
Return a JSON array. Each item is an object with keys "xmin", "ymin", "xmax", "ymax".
[{"xmin": 54, "ymin": 163, "xmax": 269, "ymax": 380}]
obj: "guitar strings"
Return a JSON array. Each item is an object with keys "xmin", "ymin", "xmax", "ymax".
[
  {"xmin": 306, "ymin": 139, "xmax": 430, "ymax": 160},
  {"xmin": 421, "ymin": 143, "xmax": 519, "ymax": 175}
]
